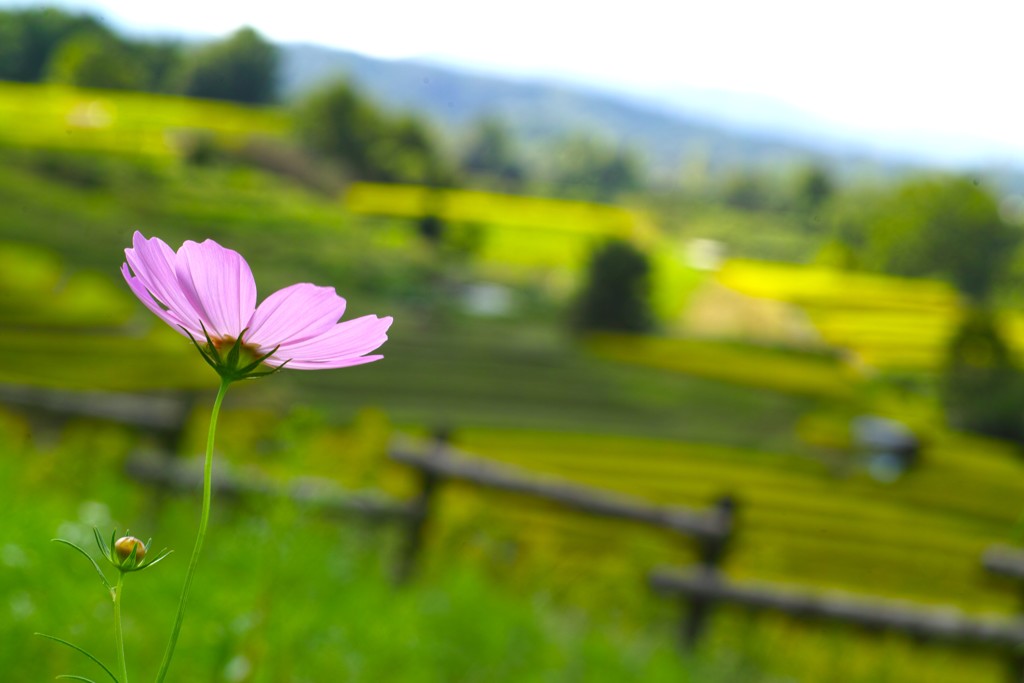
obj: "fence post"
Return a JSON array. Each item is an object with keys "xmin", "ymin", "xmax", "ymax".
[
  {"xmin": 1005, "ymin": 582, "xmax": 1024, "ymax": 683},
  {"xmin": 984, "ymin": 546, "xmax": 1024, "ymax": 683},
  {"xmin": 1007, "ymin": 654, "xmax": 1024, "ymax": 683},
  {"xmin": 680, "ymin": 494, "xmax": 736, "ymax": 649},
  {"xmin": 393, "ymin": 427, "xmax": 449, "ymax": 584}
]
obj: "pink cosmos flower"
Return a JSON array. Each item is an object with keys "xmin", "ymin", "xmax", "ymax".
[{"xmin": 121, "ymin": 231, "xmax": 392, "ymax": 371}]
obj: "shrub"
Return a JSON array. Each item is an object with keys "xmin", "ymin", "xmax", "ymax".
[
  {"xmin": 573, "ymin": 239, "xmax": 654, "ymax": 333},
  {"xmin": 942, "ymin": 309, "xmax": 1024, "ymax": 441}
]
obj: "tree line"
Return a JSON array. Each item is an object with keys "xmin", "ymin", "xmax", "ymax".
[{"xmin": 0, "ymin": 8, "xmax": 276, "ymax": 103}]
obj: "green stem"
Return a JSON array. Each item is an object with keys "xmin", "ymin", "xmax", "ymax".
[
  {"xmin": 154, "ymin": 378, "xmax": 231, "ymax": 683},
  {"xmin": 114, "ymin": 573, "xmax": 127, "ymax": 683}
]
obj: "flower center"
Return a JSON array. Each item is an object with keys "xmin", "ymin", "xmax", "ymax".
[{"xmin": 211, "ymin": 336, "xmax": 263, "ymax": 364}]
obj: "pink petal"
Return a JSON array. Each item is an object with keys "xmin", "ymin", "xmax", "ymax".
[
  {"xmin": 121, "ymin": 263, "xmax": 193, "ymax": 336},
  {"xmin": 123, "ymin": 232, "xmax": 392, "ymax": 373},
  {"xmin": 174, "ymin": 239, "xmax": 257, "ymax": 340},
  {"xmin": 245, "ymin": 283, "xmax": 348, "ymax": 349},
  {"xmin": 272, "ymin": 355, "xmax": 385, "ymax": 370},
  {"xmin": 123, "ymin": 232, "xmax": 205, "ymax": 336},
  {"xmin": 266, "ymin": 315, "xmax": 393, "ymax": 369}
]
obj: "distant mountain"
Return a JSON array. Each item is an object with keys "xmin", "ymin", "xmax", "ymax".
[
  {"xmin": 634, "ymin": 85, "xmax": 1024, "ymax": 171},
  {"xmin": 278, "ymin": 44, "xmax": 1024, "ymax": 194},
  {"xmin": 279, "ymin": 43, "xmax": 904, "ymax": 180}
]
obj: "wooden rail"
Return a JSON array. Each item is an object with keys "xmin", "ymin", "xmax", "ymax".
[
  {"xmin": 390, "ymin": 440, "xmax": 730, "ymax": 540},
  {"xmin": 652, "ymin": 568, "xmax": 1024, "ymax": 647},
  {"xmin": 651, "ymin": 567, "xmax": 1024, "ymax": 682},
  {"xmin": 0, "ymin": 383, "xmax": 197, "ymax": 452},
  {"xmin": 389, "ymin": 431, "xmax": 735, "ymax": 588},
  {"xmin": 984, "ymin": 545, "xmax": 1024, "ymax": 581}
]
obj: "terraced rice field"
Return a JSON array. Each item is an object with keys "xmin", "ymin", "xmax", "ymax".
[
  {"xmin": 584, "ymin": 333, "xmax": 855, "ymax": 398},
  {"xmin": 434, "ymin": 428, "xmax": 1024, "ymax": 613},
  {"xmin": 0, "ymin": 81, "xmax": 287, "ymax": 157},
  {"xmin": 716, "ymin": 259, "xmax": 967, "ymax": 371},
  {"xmin": 344, "ymin": 182, "xmax": 661, "ymax": 283}
]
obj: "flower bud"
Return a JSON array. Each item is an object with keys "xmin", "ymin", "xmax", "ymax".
[{"xmin": 114, "ymin": 536, "xmax": 146, "ymax": 564}]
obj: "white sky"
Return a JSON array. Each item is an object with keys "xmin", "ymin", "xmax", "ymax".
[{"xmin": 5, "ymin": 0, "xmax": 1024, "ymax": 158}]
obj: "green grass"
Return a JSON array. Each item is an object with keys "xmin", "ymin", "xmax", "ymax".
[
  {"xmin": 0, "ymin": 403, "xmax": 1011, "ymax": 683},
  {"xmin": 2, "ymin": 421, "xmax": 767, "ymax": 683},
  {"xmin": 2, "ymin": 404, "xmax": 1014, "ymax": 683}
]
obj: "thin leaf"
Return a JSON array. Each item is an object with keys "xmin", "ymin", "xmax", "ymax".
[
  {"xmin": 198, "ymin": 321, "xmax": 222, "ymax": 364},
  {"xmin": 226, "ymin": 334, "xmax": 242, "ymax": 368},
  {"xmin": 238, "ymin": 344, "xmax": 281, "ymax": 375},
  {"xmin": 52, "ymin": 539, "xmax": 111, "ymax": 592},
  {"xmin": 140, "ymin": 549, "xmax": 173, "ymax": 569},
  {"xmin": 34, "ymin": 634, "xmax": 120, "ymax": 683},
  {"xmin": 92, "ymin": 528, "xmax": 107, "ymax": 556},
  {"xmin": 183, "ymin": 327, "xmax": 221, "ymax": 373},
  {"xmin": 56, "ymin": 676, "xmax": 100, "ymax": 682}
]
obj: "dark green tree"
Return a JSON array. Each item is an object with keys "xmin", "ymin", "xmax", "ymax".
[
  {"xmin": 46, "ymin": 31, "xmax": 146, "ymax": 90},
  {"xmin": 177, "ymin": 27, "xmax": 277, "ymax": 104},
  {"xmin": 294, "ymin": 80, "xmax": 379, "ymax": 176},
  {"xmin": 794, "ymin": 164, "xmax": 834, "ymax": 211},
  {"xmin": 721, "ymin": 171, "xmax": 772, "ymax": 211},
  {"xmin": 295, "ymin": 81, "xmax": 449, "ymax": 184},
  {"xmin": 942, "ymin": 309, "xmax": 1024, "ymax": 442},
  {"xmin": 820, "ymin": 184, "xmax": 885, "ymax": 262},
  {"xmin": 573, "ymin": 239, "xmax": 654, "ymax": 333},
  {"xmin": 862, "ymin": 176, "xmax": 1017, "ymax": 301},
  {"xmin": 549, "ymin": 135, "xmax": 643, "ymax": 202},
  {"xmin": 134, "ymin": 40, "xmax": 184, "ymax": 92},
  {"xmin": 369, "ymin": 115, "xmax": 450, "ymax": 184},
  {"xmin": 460, "ymin": 117, "xmax": 526, "ymax": 191},
  {"xmin": 0, "ymin": 8, "xmax": 106, "ymax": 82}
]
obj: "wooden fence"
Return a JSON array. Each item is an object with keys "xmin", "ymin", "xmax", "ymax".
[
  {"xmin": 984, "ymin": 545, "xmax": 1024, "ymax": 585},
  {"xmin": 390, "ymin": 434, "xmax": 1024, "ymax": 682},
  {"xmin": 651, "ymin": 567, "xmax": 1024, "ymax": 681},
  {"xmin": 6, "ymin": 386, "xmax": 1024, "ymax": 681},
  {"xmin": 0, "ymin": 383, "xmax": 197, "ymax": 453},
  {"xmin": 388, "ymin": 430, "xmax": 734, "ymax": 587},
  {"xmin": 122, "ymin": 428, "xmax": 734, "ymax": 591}
]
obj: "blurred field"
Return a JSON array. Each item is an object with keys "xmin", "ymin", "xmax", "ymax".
[
  {"xmin": 3, "ymin": 80, "xmax": 1024, "ymax": 683},
  {"xmin": 584, "ymin": 333, "xmax": 854, "ymax": 398},
  {"xmin": 440, "ymin": 427, "xmax": 1023, "ymax": 609},
  {"xmin": 716, "ymin": 259, "xmax": 965, "ymax": 371},
  {"xmin": 345, "ymin": 182, "xmax": 646, "ymax": 239},
  {"xmin": 0, "ymin": 81, "xmax": 287, "ymax": 157}
]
